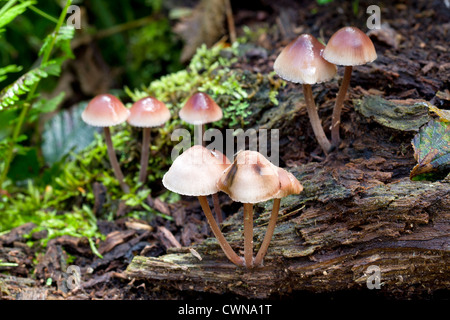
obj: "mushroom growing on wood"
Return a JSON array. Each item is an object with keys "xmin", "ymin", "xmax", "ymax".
[
  {"xmin": 127, "ymin": 96, "xmax": 171, "ymax": 184},
  {"xmin": 179, "ymin": 92, "xmax": 223, "ymax": 146},
  {"xmin": 253, "ymin": 166, "xmax": 302, "ymax": 266},
  {"xmin": 82, "ymin": 94, "xmax": 130, "ymax": 193},
  {"xmin": 179, "ymin": 91, "xmax": 225, "ymax": 222},
  {"xmin": 217, "ymin": 150, "xmax": 301, "ymax": 268},
  {"xmin": 274, "ymin": 34, "xmax": 337, "ymax": 154},
  {"xmin": 162, "ymin": 145, "xmax": 243, "ymax": 266},
  {"xmin": 322, "ymin": 26, "xmax": 377, "ymax": 147}
]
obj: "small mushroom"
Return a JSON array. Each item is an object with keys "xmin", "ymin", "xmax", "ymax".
[
  {"xmin": 162, "ymin": 145, "xmax": 243, "ymax": 266},
  {"xmin": 179, "ymin": 92, "xmax": 223, "ymax": 146},
  {"xmin": 322, "ymin": 26, "xmax": 377, "ymax": 147},
  {"xmin": 274, "ymin": 34, "xmax": 337, "ymax": 154},
  {"xmin": 82, "ymin": 94, "xmax": 130, "ymax": 193},
  {"xmin": 217, "ymin": 150, "xmax": 282, "ymax": 268},
  {"xmin": 179, "ymin": 91, "xmax": 224, "ymax": 222},
  {"xmin": 253, "ymin": 166, "xmax": 303, "ymax": 266},
  {"xmin": 127, "ymin": 96, "xmax": 171, "ymax": 184}
]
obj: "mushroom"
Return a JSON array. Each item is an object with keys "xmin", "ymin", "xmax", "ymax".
[
  {"xmin": 179, "ymin": 92, "xmax": 223, "ymax": 147},
  {"xmin": 217, "ymin": 150, "xmax": 282, "ymax": 268},
  {"xmin": 322, "ymin": 26, "xmax": 377, "ymax": 147},
  {"xmin": 253, "ymin": 166, "xmax": 302, "ymax": 266},
  {"xmin": 274, "ymin": 34, "xmax": 337, "ymax": 154},
  {"xmin": 127, "ymin": 96, "xmax": 171, "ymax": 184},
  {"xmin": 179, "ymin": 91, "xmax": 224, "ymax": 222},
  {"xmin": 82, "ymin": 94, "xmax": 130, "ymax": 193},
  {"xmin": 162, "ymin": 145, "xmax": 243, "ymax": 266}
]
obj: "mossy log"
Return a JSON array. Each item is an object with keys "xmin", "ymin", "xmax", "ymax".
[{"xmin": 125, "ymin": 160, "xmax": 450, "ymax": 299}]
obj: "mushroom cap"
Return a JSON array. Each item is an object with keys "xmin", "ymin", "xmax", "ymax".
[
  {"xmin": 162, "ymin": 145, "xmax": 231, "ymax": 196},
  {"xmin": 323, "ymin": 26, "xmax": 377, "ymax": 66},
  {"xmin": 274, "ymin": 167, "xmax": 303, "ymax": 199},
  {"xmin": 82, "ymin": 94, "xmax": 130, "ymax": 127},
  {"xmin": 273, "ymin": 34, "xmax": 337, "ymax": 85},
  {"xmin": 217, "ymin": 150, "xmax": 281, "ymax": 204},
  {"xmin": 127, "ymin": 96, "xmax": 171, "ymax": 128},
  {"xmin": 179, "ymin": 92, "xmax": 223, "ymax": 125}
]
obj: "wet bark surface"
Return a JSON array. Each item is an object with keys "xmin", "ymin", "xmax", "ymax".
[{"xmin": 1, "ymin": 0, "xmax": 449, "ymax": 300}]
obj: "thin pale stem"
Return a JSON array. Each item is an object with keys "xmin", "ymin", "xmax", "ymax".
[
  {"xmin": 243, "ymin": 203, "xmax": 254, "ymax": 268},
  {"xmin": 194, "ymin": 124, "xmax": 205, "ymax": 146},
  {"xmin": 331, "ymin": 66, "xmax": 353, "ymax": 147},
  {"xmin": 197, "ymin": 196, "xmax": 244, "ymax": 266},
  {"xmin": 254, "ymin": 198, "xmax": 281, "ymax": 266},
  {"xmin": 138, "ymin": 127, "xmax": 151, "ymax": 184},
  {"xmin": 103, "ymin": 127, "xmax": 130, "ymax": 194},
  {"xmin": 212, "ymin": 193, "xmax": 223, "ymax": 224},
  {"xmin": 302, "ymin": 84, "xmax": 332, "ymax": 154}
]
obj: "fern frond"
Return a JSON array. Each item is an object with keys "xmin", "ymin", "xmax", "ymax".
[
  {"xmin": 0, "ymin": 60, "xmax": 63, "ymax": 110},
  {"xmin": 0, "ymin": 1, "xmax": 36, "ymax": 35}
]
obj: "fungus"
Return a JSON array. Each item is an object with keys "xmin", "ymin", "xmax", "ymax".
[
  {"xmin": 162, "ymin": 145, "xmax": 243, "ymax": 266},
  {"xmin": 253, "ymin": 166, "xmax": 302, "ymax": 266},
  {"xmin": 81, "ymin": 94, "xmax": 130, "ymax": 193},
  {"xmin": 322, "ymin": 26, "xmax": 377, "ymax": 147},
  {"xmin": 217, "ymin": 150, "xmax": 283, "ymax": 268},
  {"xmin": 274, "ymin": 34, "xmax": 337, "ymax": 154},
  {"xmin": 179, "ymin": 92, "xmax": 223, "ymax": 146},
  {"xmin": 127, "ymin": 96, "xmax": 171, "ymax": 184},
  {"xmin": 179, "ymin": 91, "xmax": 225, "ymax": 223}
]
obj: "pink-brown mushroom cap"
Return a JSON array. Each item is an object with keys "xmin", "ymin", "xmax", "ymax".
[
  {"xmin": 274, "ymin": 34, "xmax": 337, "ymax": 84},
  {"xmin": 127, "ymin": 96, "xmax": 171, "ymax": 127},
  {"xmin": 82, "ymin": 94, "xmax": 130, "ymax": 127},
  {"xmin": 179, "ymin": 92, "xmax": 223, "ymax": 125},
  {"xmin": 323, "ymin": 26, "xmax": 377, "ymax": 66}
]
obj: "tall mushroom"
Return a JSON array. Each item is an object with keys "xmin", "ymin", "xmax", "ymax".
[
  {"xmin": 179, "ymin": 91, "xmax": 224, "ymax": 222},
  {"xmin": 81, "ymin": 94, "xmax": 130, "ymax": 193},
  {"xmin": 274, "ymin": 34, "xmax": 337, "ymax": 154},
  {"xmin": 127, "ymin": 96, "xmax": 171, "ymax": 184},
  {"xmin": 162, "ymin": 145, "xmax": 243, "ymax": 266},
  {"xmin": 253, "ymin": 166, "xmax": 302, "ymax": 266},
  {"xmin": 322, "ymin": 26, "xmax": 377, "ymax": 147},
  {"xmin": 217, "ymin": 150, "xmax": 282, "ymax": 268}
]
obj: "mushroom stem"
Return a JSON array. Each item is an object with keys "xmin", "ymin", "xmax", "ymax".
[
  {"xmin": 243, "ymin": 203, "xmax": 254, "ymax": 268},
  {"xmin": 254, "ymin": 198, "xmax": 281, "ymax": 266},
  {"xmin": 194, "ymin": 124, "xmax": 205, "ymax": 146},
  {"xmin": 302, "ymin": 84, "xmax": 332, "ymax": 154},
  {"xmin": 197, "ymin": 196, "xmax": 244, "ymax": 266},
  {"xmin": 103, "ymin": 127, "xmax": 130, "ymax": 193},
  {"xmin": 138, "ymin": 127, "xmax": 151, "ymax": 184},
  {"xmin": 331, "ymin": 65, "xmax": 352, "ymax": 148},
  {"xmin": 212, "ymin": 193, "xmax": 223, "ymax": 224}
]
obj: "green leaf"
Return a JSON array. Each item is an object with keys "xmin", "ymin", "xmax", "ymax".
[
  {"xmin": 410, "ymin": 120, "xmax": 450, "ymax": 181},
  {"xmin": 41, "ymin": 102, "xmax": 100, "ymax": 165},
  {"xmin": 28, "ymin": 91, "xmax": 65, "ymax": 123},
  {"xmin": 0, "ymin": 64, "xmax": 23, "ymax": 83},
  {"xmin": 0, "ymin": 1, "xmax": 36, "ymax": 32}
]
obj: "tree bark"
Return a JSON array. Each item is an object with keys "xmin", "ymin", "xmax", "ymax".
[{"xmin": 126, "ymin": 162, "xmax": 450, "ymax": 299}]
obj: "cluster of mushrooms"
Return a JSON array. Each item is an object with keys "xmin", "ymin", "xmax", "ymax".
[
  {"xmin": 80, "ymin": 25, "xmax": 376, "ymax": 269},
  {"xmin": 274, "ymin": 26, "xmax": 377, "ymax": 153}
]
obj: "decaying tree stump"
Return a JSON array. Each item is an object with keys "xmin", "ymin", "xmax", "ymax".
[{"xmin": 125, "ymin": 158, "xmax": 449, "ymax": 299}]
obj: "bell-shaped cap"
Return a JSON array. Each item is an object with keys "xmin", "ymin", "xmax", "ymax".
[
  {"xmin": 127, "ymin": 96, "xmax": 171, "ymax": 128},
  {"xmin": 162, "ymin": 145, "xmax": 230, "ymax": 196},
  {"xmin": 217, "ymin": 151, "xmax": 281, "ymax": 204},
  {"xmin": 323, "ymin": 26, "xmax": 377, "ymax": 66},
  {"xmin": 179, "ymin": 92, "xmax": 223, "ymax": 125},
  {"xmin": 82, "ymin": 94, "xmax": 130, "ymax": 127},
  {"xmin": 274, "ymin": 167, "xmax": 303, "ymax": 199},
  {"xmin": 274, "ymin": 34, "xmax": 337, "ymax": 84}
]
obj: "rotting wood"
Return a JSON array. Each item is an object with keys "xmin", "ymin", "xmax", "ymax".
[{"xmin": 126, "ymin": 161, "xmax": 450, "ymax": 298}]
